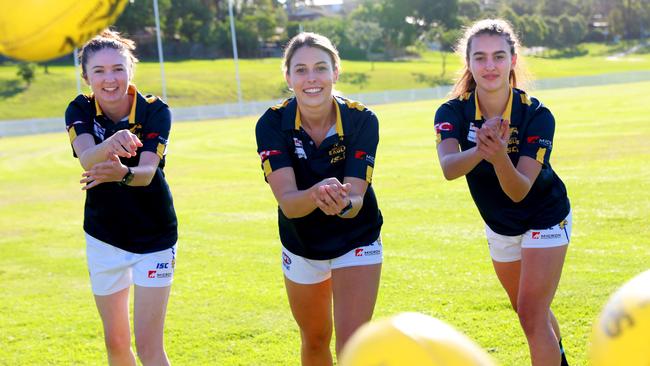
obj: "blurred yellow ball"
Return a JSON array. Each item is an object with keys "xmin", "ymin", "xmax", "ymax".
[
  {"xmin": 0, "ymin": 0, "xmax": 128, "ymax": 62},
  {"xmin": 339, "ymin": 312, "xmax": 497, "ymax": 366},
  {"xmin": 589, "ymin": 270, "xmax": 650, "ymax": 366}
]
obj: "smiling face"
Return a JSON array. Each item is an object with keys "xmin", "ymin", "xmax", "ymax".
[
  {"xmin": 468, "ymin": 34, "xmax": 517, "ymax": 94},
  {"xmin": 285, "ymin": 46, "xmax": 339, "ymax": 109},
  {"xmin": 83, "ymin": 48, "xmax": 132, "ymax": 106}
]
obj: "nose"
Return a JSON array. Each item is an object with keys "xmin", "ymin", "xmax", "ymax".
[{"xmin": 485, "ymin": 57, "xmax": 496, "ymax": 70}]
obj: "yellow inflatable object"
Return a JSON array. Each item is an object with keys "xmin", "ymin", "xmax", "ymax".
[
  {"xmin": 0, "ymin": 0, "xmax": 128, "ymax": 61},
  {"xmin": 340, "ymin": 312, "xmax": 497, "ymax": 366},
  {"xmin": 589, "ymin": 270, "xmax": 650, "ymax": 366}
]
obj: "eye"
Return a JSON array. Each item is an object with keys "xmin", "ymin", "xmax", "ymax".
[
  {"xmin": 317, "ymin": 65, "xmax": 328, "ymax": 72},
  {"xmin": 496, "ymin": 54, "xmax": 505, "ymax": 60},
  {"xmin": 294, "ymin": 67, "xmax": 306, "ymax": 74}
]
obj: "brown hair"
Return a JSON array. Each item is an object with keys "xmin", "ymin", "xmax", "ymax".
[
  {"xmin": 449, "ymin": 19, "xmax": 532, "ymax": 99},
  {"xmin": 78, "ymin": 29, "xmax": 138, "ymax": 80},
  {"xmin": 282, "ymin": 32, "xmax": 341, "ymax": 75}
]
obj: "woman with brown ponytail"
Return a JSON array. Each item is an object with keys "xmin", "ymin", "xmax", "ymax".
[{"xmin": 434, "ymin": 19, "xmax": 572, "ymax": 366}]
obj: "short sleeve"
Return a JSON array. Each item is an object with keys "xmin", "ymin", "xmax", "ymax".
[
  {"xmin": 520, "ymin": 107, "xmax": 555, "ymax": 165},
  {"xmin": 344, "ymin": 112, "xmax": 379, "ymax": 184},
  {"xmin": 140, "ymin": 104, "xmax": 172, "ymax": 159},
  {"xmin": 434, "ymin": 103, "xmax": 462, "ymax": 144},
  {"xmin": 255, "ymin": 110, "xmax": 292, "ymax": 181},
  {"xmin": 65, "ymin": 96, "xmax": 94, "ymax": 144}
]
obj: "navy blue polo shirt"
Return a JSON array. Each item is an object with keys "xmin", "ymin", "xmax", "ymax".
[
  {"xmin": 434, "ymin": 88, "xmax": 570, "ymax": 235},
  {"xmin": 256, "ymin": 96, "xmax": 383, "ymax": 260},
  {"xmin": 65, "ymin": 85, "xmax": 178, "ymax": 254}
]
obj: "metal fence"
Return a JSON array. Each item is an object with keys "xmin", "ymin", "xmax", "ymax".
[{"xmin": 2, "ymin": 70, "xmax": 650, "ymax": 137}]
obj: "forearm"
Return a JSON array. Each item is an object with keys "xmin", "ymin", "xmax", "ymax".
[
  {"xmin": 439, "ymin": 146, "xmax": 483, "ymax": 180},
  {"xmin": 78, "ymin": 141, "xmax": 111, "ymax": 170},
  {"xmin": 492, "ymin": 157, "xmax": 533, "ymax": 202},
  {"xmin": 278, "ymin": 187, "xmax": 319, "ymax": 218},
  {"xmin": 123, "ymin": 165, "xmax": 157, "ymax": 187}
]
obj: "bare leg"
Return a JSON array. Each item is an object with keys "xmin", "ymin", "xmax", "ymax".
[
  {"xmin": 94, "ymin": 287, "xmax": 137, "ymax": 366},
  {"xmin": 133, "ymin": 285, "xmax": 171, "ymax": 366},
  {"xmin": 332, "ymin": 263, "xmax": 382, "ymax": 357},
  {"xmin": 284, "ymin": 277, "xmax": 333, "ymax": 366}
]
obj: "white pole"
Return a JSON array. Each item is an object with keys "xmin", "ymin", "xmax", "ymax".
[
  {"xmin": 73, "ymin": 48, "xmax": 81, "ymax": 94},
  {"xmin": 228, "ymin": 0, "xmax": 243, "ymax": 115},
  {"xmin": 153, "ymin": 0, "xmax": 167, "ymax": 100}
]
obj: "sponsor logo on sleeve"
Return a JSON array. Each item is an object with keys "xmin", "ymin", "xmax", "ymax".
[
  {"xmin": 355, "ymin": 248, "xmax": 364, "ymax": 257},
  {"xmin": 146, "ymin": 132, "xmax": 159, "ymax": 140},
  {"xmin": 354, "ymin": 150, "xmax": 375, "ymax": 165},
  {"xmin": 527, "ymin": 135, "xmax": 552, "ymax": 148},
  {"xmin": 148, "ymin": 270, "xmax": 156, "ymax": 278},
  {"xmin": 532, "ymin": 232, "xmax": 540, "ymax": 239},
  {"xmin": 434, "ymin": 122, "xmax": 453, "ymax": 133},
  {"xmin": 259, "ymin": 149, "xmax": 281, "ymax": 162}
]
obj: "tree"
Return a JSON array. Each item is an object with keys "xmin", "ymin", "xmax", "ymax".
[
  {"xmin": 348, "ymin": 20, "xmax": 383, "ymax": 69},
  {"xmin": 17, "ymin": 63, "xmax": 36, "ymax": 87},
  {"xmin": 458, "ymin": 0, "xmax": 481, "ymax": 21},
  {"xmin": 427, "ymin": 26, "xmax": 461, "ymax": 78}
]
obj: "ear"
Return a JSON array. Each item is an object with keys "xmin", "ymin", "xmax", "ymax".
[
  {"xmin": 284, "ymin": 71, "xmax": 293, "ymax": 90},
  {"xmin": 333, "ymin": 66, "xmax": 339, "ymax": 83},
  {"xmin": 511, "ymin": 53, "xmax": 518, "ymax": 69}
]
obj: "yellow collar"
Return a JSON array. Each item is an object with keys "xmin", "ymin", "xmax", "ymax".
[
  {"xmin": 474, "ymin": 88, "xmax": 513, "ymax": 122},
  {"xmin": 294, "ymin": 98, "xmax": 344, "ymax": 138},
  {"xmin": 94, "ymin": 84, "xmax": 138, "ymax": 124}
]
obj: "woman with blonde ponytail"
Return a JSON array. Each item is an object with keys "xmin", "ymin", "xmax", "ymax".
[{"xmin": 435, "ymin": 19, "xmax": 572, "ymax": 366}]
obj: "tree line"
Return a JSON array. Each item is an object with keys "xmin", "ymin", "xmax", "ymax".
[{"xmin": 111, "ymin": 0, "xmax": 649, "ymax": 60}]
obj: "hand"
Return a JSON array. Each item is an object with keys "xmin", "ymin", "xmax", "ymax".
[
  {"xmin": 476, "ymin": 119, "xmax": 510, "ymax": 164},
  {"xmin": 104, "ymin": 130, "xmax": 143, "ymax": 158},
  {"xmin": 310, "ymin": 178, "xmax": 351, "ymax": 215},
  {"xmin": 80, "ymin": 154, "xmax": 127, "ymax": 190}
]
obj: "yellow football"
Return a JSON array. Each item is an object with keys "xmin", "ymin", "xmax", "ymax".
[
  {"xmin": 0, "ymin": 0, "xmax": 128, "ymax": 62},
  {"xmin": 589, "ymin": 270, "xmax": 650, "ymax": 366},
  {"xmin": 339, "ymin": 312, "xmax": 497, "ymax": 366}
]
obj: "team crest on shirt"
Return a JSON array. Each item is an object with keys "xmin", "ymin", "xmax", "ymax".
[
  {"xmin": 329, "ymin": 143, "xmax": 346, "ymax": 164},
  {"xmin": 293, "ymin": 138, "xmax": 307, "ymax": 159}
]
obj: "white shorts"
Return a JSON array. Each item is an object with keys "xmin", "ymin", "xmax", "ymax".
[
  {"xmin": 486, "ymin": 211, "xmax": 572, "ymax": 262},
  {"xmin": 86, "ymin": 233, "xmax": 177, "ymax": 296},
  {"xmin": 282, "ymin": 237, "xmax": 383, "ymax": 285}
]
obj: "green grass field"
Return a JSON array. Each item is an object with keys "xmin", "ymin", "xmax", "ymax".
[
  {"xmin": 1, "ymin": 42, "xmax": 649, "ymax": 119},
  {"xmin": 0, "ymin": 81, "xmax": 649, "ymax": 365}
]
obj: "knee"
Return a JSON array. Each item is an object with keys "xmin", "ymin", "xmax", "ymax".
[
  {"xmin": 104, "ymin": 332, "xmax": 132, "ymax": 355},
  {"xmin": 135, "ymin": 337, "xmax": 165, "ymax": 363},
  {"xmin": 301, "ymin": 328, "xmax": 332, "ymax": 352},
  {"xmin": 517, "ymin": 302, "xmax": 548, "ymax": 336}
]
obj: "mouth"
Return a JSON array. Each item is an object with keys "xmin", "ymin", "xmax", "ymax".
[
  {"xmin": 483, "ymin": 74, "xmax": 499, "ymax": 81},
  {"xmin": 102, "ymin": 86, "xmax": 119, "ymax": 92},
  {"xmin": 303, "ymin": 87, "xmax": 323, "ymax": 95}
]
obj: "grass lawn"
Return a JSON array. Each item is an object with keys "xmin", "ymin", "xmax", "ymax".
[
  {"xmin": 1, "ymin": 42, "xmax": 649, "ymax": 119},
  {"xmin": 0, "ymin": 81, "xmax": 648, "ymax": 365}
]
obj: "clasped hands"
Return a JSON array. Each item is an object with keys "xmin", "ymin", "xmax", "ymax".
[
  {"xmin": 476, "ymin": 116, "xmax": 510, "ymax": 164},
  {"xmin": 311, "ymin": 177, "xmax": 352, "ymax": 216},
  {"xmin": 80, "ymin": 130, "xmax": 142, "ymax": 190}
]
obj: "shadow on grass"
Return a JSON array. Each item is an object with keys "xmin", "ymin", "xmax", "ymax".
[{"xmin": 0, "ymin": 79, "xmax": 25, "ymax": 99}]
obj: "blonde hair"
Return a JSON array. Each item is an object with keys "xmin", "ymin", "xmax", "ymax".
[
  {"xmin": 449, "ymin": 19, "xmax": 532, "ymax": 99},
  {"xmin": 282, "ymin": 32, "xmax": 341, "ymax": 75},
  {"xmin": 79, "ymin": 29, "xmax": 138, "ymax": 80}
]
